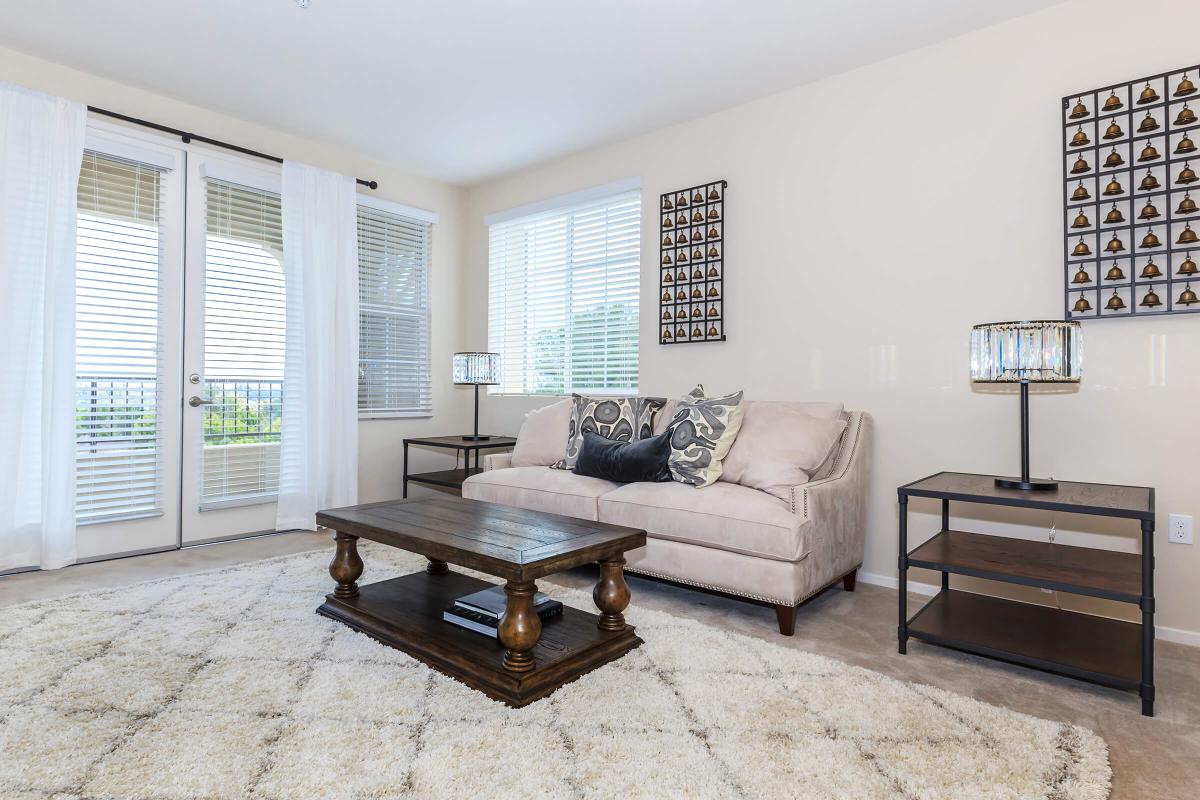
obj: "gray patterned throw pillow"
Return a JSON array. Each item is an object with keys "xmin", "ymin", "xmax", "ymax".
[
  {"xmin": 551, "ymin": 394, "xmax": 666, "ymax": 470},
  {"xmin": 667, "ymin": 385, "xmax": 746, "ymax": 487}
]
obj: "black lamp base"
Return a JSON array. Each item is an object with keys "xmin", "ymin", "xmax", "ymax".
[
  {"xmin": 460, "ymin": 434, "xmax": 491, "ymax": 442},
  {"xmin": 995, "ymin": 477, "xmax": 1058, "ymax": 492}
]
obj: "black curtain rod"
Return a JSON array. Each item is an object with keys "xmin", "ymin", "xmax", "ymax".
[{"xmin": 87, "ymin": 105, "xmax": 378, "ymax": 190}]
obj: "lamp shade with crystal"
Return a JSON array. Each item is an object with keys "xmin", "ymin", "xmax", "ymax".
[
  {"xmin": 970, "ymin": 321, "xmax": 1081, "ymax": 384},
  {"xmin": 452, "ymin": 352, "xmax": 499, "ymax": 385},
  {"xmin": 969, "ymin": 321, "xmax": 1081, "ymax": 492}
]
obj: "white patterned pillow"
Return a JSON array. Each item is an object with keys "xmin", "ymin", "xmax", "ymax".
[
  {"xmin": 551, "ymin": 395, "xmax": 666, "ymax": 470},
  {"xmin": 666, "ymin": 385, "xmax": 746, "ymax": 487}
]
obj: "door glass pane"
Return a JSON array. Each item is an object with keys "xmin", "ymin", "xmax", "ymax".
[
  {"xmin": 200, "ymin": 179, "xmax": 284, "ymax": 507},
  {"xmin": 75, "ymin": 152, "xmax": 164, "ymax": 523}
]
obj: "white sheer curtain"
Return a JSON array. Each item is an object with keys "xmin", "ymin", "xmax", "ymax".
[
  {"xmin": 0, "ymin": 84, "xmax": 86, "ymax": 570},
  {"xmin": 276, "ymin": 161, "xmax": 360, "ymax": 531}
]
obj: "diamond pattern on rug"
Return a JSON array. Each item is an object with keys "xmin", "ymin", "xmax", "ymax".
[{"xmin": 0, "ymin": 545, "xmax": 1112, "ymax": 800}]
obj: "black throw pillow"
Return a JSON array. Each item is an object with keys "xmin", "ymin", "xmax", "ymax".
[{"xmin": 573, "ymin": 430, "xmax": 672, "ymax": 483}]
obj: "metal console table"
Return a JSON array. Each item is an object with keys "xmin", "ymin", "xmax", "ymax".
[{"xmin": 897, "ymin": 471, "xmax": 1156, "ymax": 716}]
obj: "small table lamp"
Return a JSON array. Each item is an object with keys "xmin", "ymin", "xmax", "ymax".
[
  {"xmin": 970, "ymin": 320, "xmax": 1081, "ymax": 491},
  {"xmin": 452, "ymin": 352, "xmax": 499, "ymax": 441}
]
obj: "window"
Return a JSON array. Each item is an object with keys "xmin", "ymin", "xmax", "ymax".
[
  {"xmin": 74, "ymin": 151, "xmax": 165, "ymax": 523},
  {"xmin": 357, "ymin": 203, "xmax": 433, "ymax": 417},
  {"xmin": 200, "ymin": 178, "xmax": 285, "ymax": 506},
  {"xmin": 488, "ymin": 186, "xmax": 641, "ymax": 395}
]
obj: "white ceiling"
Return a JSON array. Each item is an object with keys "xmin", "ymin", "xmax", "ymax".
[{"xmin": 0, "ymin": 0, "xmax": 1063, "ymax": 185}]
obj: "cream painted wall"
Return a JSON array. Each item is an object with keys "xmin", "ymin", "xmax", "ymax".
[
  {"xmin": 0, "ymin": 44, "xmax": 472, "ymax": 505},
  {"xmin": 463, "ymin": 0, "xmax": 1200, "ymax": 640}
]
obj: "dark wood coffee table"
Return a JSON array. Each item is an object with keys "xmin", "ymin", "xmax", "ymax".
[{"xmin": 315, "ymin": 496, "xmax": 647, "ymax": 707}]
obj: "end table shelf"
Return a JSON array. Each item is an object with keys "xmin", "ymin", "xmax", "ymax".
[
  {"xmin": 403, "ymin": 436, "xmax": 517, "ymax": 498},
  {"xmin": 897, "ymin": 471, "xmax": 1155, "ymax": 716}
]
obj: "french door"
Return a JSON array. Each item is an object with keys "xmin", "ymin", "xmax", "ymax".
[{"xmin": 73, "ymin": 125, "xmax": 288, "ymax": 560}]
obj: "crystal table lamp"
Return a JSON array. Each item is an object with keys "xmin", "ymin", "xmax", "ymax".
[
  {"xmin": 452, "ymin": 352, "xmax": 499, "ymax": 441},
  {"xmin": 970, "ymin": 321, "xmax": 1081, "ymax": 491}
]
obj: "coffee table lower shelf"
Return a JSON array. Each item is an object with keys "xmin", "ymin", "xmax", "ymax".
[
  {"xmin": 907, "ymin": 589, "xmax": 1141, "ymax": 690},
  {"xmin": 317, "ymin": 570, "xmax": 642, "ymax": 707}
]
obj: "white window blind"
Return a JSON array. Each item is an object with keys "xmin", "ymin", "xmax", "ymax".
[
  {"xmin": 200, "ymin": 179, "xmax": 285, "ymax": 506},
  {"xmin": 75, "ymin": 151, "xmax": 165, "ymax": 523},
  {"xmin": 488, "ymin": 189, "xmax": 641, "ymax": 395},
  {"xmin": 357, "ymin": 205, "xmax": 433, "ymax": 416}
]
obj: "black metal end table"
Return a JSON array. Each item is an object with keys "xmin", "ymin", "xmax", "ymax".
[
  {"xmin": 897, "ymin": 471, "xmax": 1156, "ymax": 716},
  {"xmin": 402, "ymin": 435, "xmax": 517, "ymax": 497}
]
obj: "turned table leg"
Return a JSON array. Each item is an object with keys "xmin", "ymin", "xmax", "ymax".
[
  {"xmin": 498, "ymin": 580, "xmax": 541, "ymax": 673},
  {"xmin": 426, "ymin": 559, "xmax": 449, "ymax": 575},
  {"xmin": 329, "ymin": 532, "xmax": 364, "ymax": 599},
  {"xmin": 594, "ymin": 557, "xmax": 631, "ymax": 632}
]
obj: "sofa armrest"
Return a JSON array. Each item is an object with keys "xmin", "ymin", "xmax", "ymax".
[
  {"xmin": 787, "ymin": 411, "xmax": 872, "ymax": 585},
  {"xmin": 482, "ymin": 452, "xmax": 513, "ymax": 471}
]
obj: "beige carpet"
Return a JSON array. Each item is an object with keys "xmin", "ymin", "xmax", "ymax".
[{"xmin": 0, "ymin": 544, "xmax": 1110, "ymax": 800}]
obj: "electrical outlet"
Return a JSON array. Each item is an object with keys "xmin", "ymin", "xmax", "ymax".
[{"xmin": 1169, "ymin": 514, "xmax": 1194, "ymax": 545}]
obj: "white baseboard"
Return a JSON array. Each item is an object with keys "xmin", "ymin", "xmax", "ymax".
[{"xmin": 857, "ymin": 571, "xmax": 1200, "ymax": 648}]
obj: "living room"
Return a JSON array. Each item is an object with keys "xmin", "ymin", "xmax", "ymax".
[{"xmin": 1, "ymin": 1, "xmax": 1196, "ymax": 798}]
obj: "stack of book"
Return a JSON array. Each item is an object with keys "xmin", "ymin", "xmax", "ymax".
[{"xmin": 443, "ymin": 585, "xmax": 563, "ymax": 638}]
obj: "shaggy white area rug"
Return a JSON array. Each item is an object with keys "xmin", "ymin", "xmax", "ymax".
[{"xmin": 0, "ymin": 545, "xmax": 1110, "ymax": 800}]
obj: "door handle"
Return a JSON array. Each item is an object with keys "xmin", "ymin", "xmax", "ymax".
[{"xmin": 188, "ymin": 396, "xmax": 211, "ymax": 407}]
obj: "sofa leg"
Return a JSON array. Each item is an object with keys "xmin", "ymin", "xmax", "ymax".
[
  {"xmin": 774, "ymin": 604, "xmax": 796, "ymax": 636},
  {"xmin": 843, "ymin": 569, "xmax": 857, "ymax": 592}
]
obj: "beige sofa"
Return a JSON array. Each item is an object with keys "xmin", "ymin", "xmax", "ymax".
[{"xmin": 462, "ymin": 407, "xmax": 872, "ymax": 635}]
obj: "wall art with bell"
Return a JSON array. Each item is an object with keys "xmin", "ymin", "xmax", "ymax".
[
  {"xmin": 1064, "ymin": 64, "xmax": 1200, "ymax": 318},
  {"xmin": 660, "ymin": 180, "xmax": 726, "ymax": 343}
]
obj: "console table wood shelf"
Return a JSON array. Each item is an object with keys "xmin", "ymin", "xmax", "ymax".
[
  {"xmin": 897, "ymin": 471, "xmax": 1155, "ymax": 716},
  {"xmin": 403, "ymin": 436, "xmax": 517, "ymax": 497}
]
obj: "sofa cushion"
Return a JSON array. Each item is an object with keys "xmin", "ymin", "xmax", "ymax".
[
  {"xmin": 666, "ymin": 385, "xmax": 746, "ymax": 488},
  {"xmin": 551, "ymin": 395, "xmax": 666, "ymax": 471},
  {"xmin": 461, "ymin": 467, "xmax": 618, "ymax": 521},
  {"xmin": 720, "ymin": 403, "xmax": 847, "ymax": 501},
  {"xmin": 597, "ymin": 480, "xmax": 810, "ymax": 562},
  {"xmin": 511, "ymin": 398, "xmax": 573, "ymax": 467}
]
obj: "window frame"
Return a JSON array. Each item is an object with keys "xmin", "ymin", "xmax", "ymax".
[
  {"xmin": 355, "ymin": 193, "xmax": 437, "ymax": 419},
  {"xmin": 486, "ymin": 179, "xmax": 642, "ymax": 397}
]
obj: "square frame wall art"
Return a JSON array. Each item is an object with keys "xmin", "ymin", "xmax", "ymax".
[
  {"xmin": 1063, "ymin": 63, "xmax": 1200, "ymax": 319},
  {"xmin": 659, "ymin": 180, "xmax": 726, "ymax": 343}
]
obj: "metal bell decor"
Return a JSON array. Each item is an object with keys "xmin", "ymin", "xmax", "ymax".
[
  {"xmin": 1062, "ymin": 66, "xmax": 1200, "ymax": 319},
  {"xmin": 659, "ymin": 179, "xmax": 725, "ymax": 344}
]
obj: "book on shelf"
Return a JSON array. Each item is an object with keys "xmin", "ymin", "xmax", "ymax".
[{"xmin": 442, "ymin": 586, "xmax": 563, "ymax": 638}]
